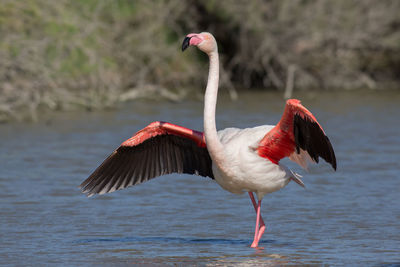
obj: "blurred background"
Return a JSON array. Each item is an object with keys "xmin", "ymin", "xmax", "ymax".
[{"xmin": 0, "ymin": 0, "xmax": 399, "ymax": 121}]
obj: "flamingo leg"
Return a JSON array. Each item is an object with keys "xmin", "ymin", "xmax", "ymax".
[
  {"xmin": 250, "ymin": 197, "xmax": 263, "ymax": 248},
  {"xmin": 248, "ymin": 192, "xmax": 266, "ymax": 242}
]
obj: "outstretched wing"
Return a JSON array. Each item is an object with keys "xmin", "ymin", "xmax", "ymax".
[
  {"xmin": 80, "ymin": 121, "xmax": 214, "ymax": 197},
  {"xmin": 257, "ymin": 99, "xmax": 336, "ymax": 170}
]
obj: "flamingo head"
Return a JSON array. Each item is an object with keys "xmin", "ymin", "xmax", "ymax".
[{"xmin": 182, "ymin": 32, "xmax": 217, "ymax": 54}]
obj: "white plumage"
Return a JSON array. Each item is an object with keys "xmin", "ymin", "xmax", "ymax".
[{"xmin": 214, "ymin": 126, "xmax": 292, "ymax": 199}]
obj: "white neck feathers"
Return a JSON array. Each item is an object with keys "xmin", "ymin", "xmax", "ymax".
[{"xmin": 203, "ymin": 50, "xmax": 225, "ymax": 164}]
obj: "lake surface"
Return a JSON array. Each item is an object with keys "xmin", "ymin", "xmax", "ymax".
[{"xmin": 1, "ymin": 91, "xmax": 399, "ymax": 266}]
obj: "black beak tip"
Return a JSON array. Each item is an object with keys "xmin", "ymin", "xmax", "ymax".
[{"xmin": 182, "ymin": 36, "xmax": 191, "ymax": 52}]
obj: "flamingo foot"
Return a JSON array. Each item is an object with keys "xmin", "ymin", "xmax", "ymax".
[{"xmin": 250, "ymin": 239, "xmax": 259, "ymax": 248}]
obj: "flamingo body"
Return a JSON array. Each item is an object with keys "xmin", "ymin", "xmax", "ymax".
[
  {"xmin": 213, "ymin": 125, "xmax": 293, "ymax": 199},
  {"xmin": 81, "ymin": 32, "xmax": 336, "ymax": 248}
]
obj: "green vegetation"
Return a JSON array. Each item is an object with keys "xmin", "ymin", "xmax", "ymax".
[{"xmin": 0, "ymin": 0, "xmax": 399, "ymax": 121}]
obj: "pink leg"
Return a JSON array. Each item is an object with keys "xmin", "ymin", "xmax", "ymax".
[
  {"xmin": 248, "ymin": 192, "xmax": 266, "ymax": 242},
  {"xmin": 250, "ymin": 198, "xmax": 263, "ymax": 248}
]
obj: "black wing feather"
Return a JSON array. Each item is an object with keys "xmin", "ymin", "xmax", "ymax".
[
  {"xmin": 80, "ymin": 134, "xmax": 214, "ymax": 196},
  {"xmin": 293, "ymin": 114, "xmax": 337, "ymax": 170}
]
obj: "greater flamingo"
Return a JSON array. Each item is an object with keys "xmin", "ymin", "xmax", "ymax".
[{"xmin": 80, "ymin": 32, "xmax": 336, "ymax": 248}]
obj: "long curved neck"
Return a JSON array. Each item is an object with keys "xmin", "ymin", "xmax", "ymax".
[{"xmin": 204, "ymin": 50, "xmax": 225, "ymax": 163}]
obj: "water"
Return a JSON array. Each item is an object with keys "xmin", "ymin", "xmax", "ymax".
[{"xmin": 1, "ymin": 91, "xmax": 399, "ymax": 266}]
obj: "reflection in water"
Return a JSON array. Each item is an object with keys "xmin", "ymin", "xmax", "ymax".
[{"xmin": 1, "ymin": 91, "xmax": 400, "ymax": 266}]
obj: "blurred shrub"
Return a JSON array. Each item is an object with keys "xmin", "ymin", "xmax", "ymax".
[{"xmin": 0, "ymin": 0, "xmax": 399, "ymax": 121}]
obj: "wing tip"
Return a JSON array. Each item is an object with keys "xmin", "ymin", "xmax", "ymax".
[
  {"xmin": 80, "ymin": 187, "xmax": 104, "ymax": 197},
  {"xmin": 325, "ymin": 135, "xmax": 337, "ymax": 171},
  {"xmin": 331, "ymin": 158, "xmax": 337, "ymax": 171},
  {"xmin": 294, "ymin": 112, "xmax": 338, "ymax": 171}
]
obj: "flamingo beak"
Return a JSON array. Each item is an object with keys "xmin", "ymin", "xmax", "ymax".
[{"xmin": 182, "ymin": 36, "xmax": 191, "ymax": 51}]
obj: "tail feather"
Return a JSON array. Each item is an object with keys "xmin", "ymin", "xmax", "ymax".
[{"xmin": 290, "ymin": 171, "xmax": 305, "ymax": 188}]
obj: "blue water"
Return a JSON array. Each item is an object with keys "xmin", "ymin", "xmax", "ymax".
[{"xmin": 1, "ymin": 91, "xmax": 399, "ymax": 266}]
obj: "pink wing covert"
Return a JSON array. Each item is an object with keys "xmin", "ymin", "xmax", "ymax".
[
  {"xmin": 80, "ymin": 121, "xmax": 213, "ymax": 197},
  {"xmin": 257, "ymin": 99, "xmax": 336, "ymax": 170},
  {"xmin": 121, "ymin": 121, "xmax": 206, "ymax": 148}
]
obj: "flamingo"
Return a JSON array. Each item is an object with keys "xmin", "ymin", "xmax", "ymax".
[{"xmin": 80, "ymin": 32, "xmax": 336, "ymax": 248}]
